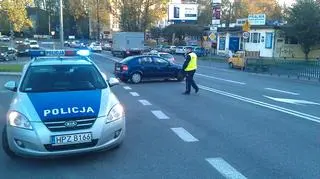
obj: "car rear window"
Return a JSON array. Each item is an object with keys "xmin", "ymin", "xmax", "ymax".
[
  {"xmin": 20, "ymin": 65, "xmax": 107, "ymax": 92},
  {"xmin": 120, "ymin": 56, "xmax": 136, "ymax": 64},
  {"xmin": 30, "ymin": 42, "xmax": 38, "ymax": 45}
]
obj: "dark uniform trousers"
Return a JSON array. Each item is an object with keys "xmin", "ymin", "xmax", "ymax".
[{"xmin": 185, "ymin": 69, "xmax": 199, "ymax": 93}]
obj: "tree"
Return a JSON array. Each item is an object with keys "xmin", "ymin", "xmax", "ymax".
[
  {"xmin": 110, "ymin": 0, "xmax": 168, "ymax": 33},
  {"xmin": 285, "ymin": 0, "xmax": 320, "ymax": 60},
  {"xmin": 0, "ymin": 0, "xmax": 33, "ymax": 32},
  {"xmin": 88, "ymin": 0, "xmax": 111, "ymax": 40},
  {"xmin": 163, "ymin": 24, "xmax": 204, "ymax": 45},
  {"xmin": 197, "ymin": 0, "xmax": 212, "ymax": 26},
  {"xmin": 221, "ymin": 0, "xmax": 248, "ymax": 26},
  {"xmin": 221, "ymin": 0, "xmax": 283, "ymax": 26},
  {"xmin": 243, "ymin": 0, "xmax": 283, "ymax": 20}
]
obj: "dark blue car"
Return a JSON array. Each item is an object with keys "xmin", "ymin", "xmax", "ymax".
[{"xmin": 114, "ymin": 55, "xmax": 185, "ymax": 83}]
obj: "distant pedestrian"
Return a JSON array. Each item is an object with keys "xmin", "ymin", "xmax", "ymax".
[{"xmin": 182, "ymin": 47, "xmax": 199, "ymax": 95}]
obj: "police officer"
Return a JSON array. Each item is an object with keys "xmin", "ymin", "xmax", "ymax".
[{"xmin": 182, "ymin": 47, "xmax": 199, "ymax": 95}]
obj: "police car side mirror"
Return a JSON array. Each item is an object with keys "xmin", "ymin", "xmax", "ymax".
[
  {"xmin": 4, "ymin": 81, "xmax": 17, "ymax": 92},
  {"xmin": 108, "ymin": 77, "xmax": 120, "ymax": 87}
]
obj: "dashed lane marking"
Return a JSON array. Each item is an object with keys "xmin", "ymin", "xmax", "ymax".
[
  {"xmin": 151, "ymin": 110, "xmax": 170, "ymax": 119},
  {"xmin": 123, "ymin": 86, "xmax": 132, "ymax": 90},
  {"xmin": 206, "ymin": 158, "xmax": 247, "ymax": 179},
  {"xmin": 138, "ymin": 100, "xmax": 152, "ymax": 106},
  {"xmin": 129, "ymin": 92, "xmax": 140, "ymax": 97},
  {"xmin": 171, "ymin": 127, "xmax": 199, "ymax": 142}
]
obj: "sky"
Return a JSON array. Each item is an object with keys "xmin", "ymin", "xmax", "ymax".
[{"xmin": 277, "ymin": 0, "xmax": 295, "ymax": 6}]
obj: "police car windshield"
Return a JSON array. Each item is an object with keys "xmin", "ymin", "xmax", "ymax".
[{"xmin": 20, "ymin": 65, "xmax": 107, "ymax": 92}]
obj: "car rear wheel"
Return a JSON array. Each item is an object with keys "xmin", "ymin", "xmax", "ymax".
[
  {"xmin": 131, "ymin": 72, "xmax": 142, "ymax": 84},
  {"xmin": 2, "ymin": 126, "xmax": 18, "ymax": 158}
]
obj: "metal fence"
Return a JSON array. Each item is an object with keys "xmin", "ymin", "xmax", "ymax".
[{"xmin": 245, "ymin": 58, "xmax": 320, "ymax": 81}]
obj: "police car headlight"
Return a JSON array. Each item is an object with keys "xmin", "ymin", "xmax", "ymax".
[
  {"xmin": 106, "ymin": 104, "xmax": 124, "ymax": 123},
  {"xmin": 7, "ymin": 111, "xmax": 33, "ymax": 130}
]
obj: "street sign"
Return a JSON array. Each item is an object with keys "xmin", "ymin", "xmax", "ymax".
[
  {"xmin": 243, "ymin": 32, "xmax": 250, "ymax": 39},
  {"xmin": 203, "ymin": 36, "xmax": 208, "ymax": 41},
  {"xmin": 209, "ymin": 33, "xmax": 216, "ymax": 41},
  {"xmin": 242, "ymin": 20, "xmax": 251, "ymax": 32}
]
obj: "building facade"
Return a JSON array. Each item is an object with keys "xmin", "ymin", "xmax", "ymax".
[{"xmin": 217, "ymin": 25, "xmax": 320, "ymax": 59}]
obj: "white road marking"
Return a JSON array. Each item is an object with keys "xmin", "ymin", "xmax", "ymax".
[
  {"xmin": 123, "ymin": 86, "xmax": 132, "ymax": 90},
  {"xmin": 206, "ymin": 158, "xmax": 247, "ymax": 179},
  {"xmin": 138, "ymin": 99, "xmax": 152, "ymax": 106},
  {"xmin": 196, "ymin": 73, "xmax": 246, "ymax": 85},
  {"xmin": 264, "ymin": 95, "xmax": 320, "ymax": 106},
  {"xmin": 171, "ymin": 127, "xmax": 199, "ymax": 142},
  {"xmin": 151, "ymin": 110, "xmax": 170, "ymax": 119},
  {"xmin": 265, "ymin": 88, "xmax": 300, "ymax": 96},
  {"xmin": 199, "ymin": 84, "xmax": 320, "ymax": 124},
  {"xmin": 129, "ymin": 92, "xmax": 140, "ymax": 97}
]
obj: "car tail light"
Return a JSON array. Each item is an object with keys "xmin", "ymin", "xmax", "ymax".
[{"xmin": 122, "ymin": 64, "xmax": 128, "ymax": 71}]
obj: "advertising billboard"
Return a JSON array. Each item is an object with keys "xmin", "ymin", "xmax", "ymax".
[{"xmin": 168, "ymin": 3, "xmax": 199, "ymax": 21}]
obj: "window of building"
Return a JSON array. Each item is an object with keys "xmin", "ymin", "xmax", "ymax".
[
  {"xmin": 250, "ymin": 33, "xmax": 260, "ymax": 43},
  {"xmin": 244, "ymin": 33, "xmax": 250, "ymax": 43},
  {"xmin": 219, "ymin": 37, "xmax": 226, "ymax": 50}
]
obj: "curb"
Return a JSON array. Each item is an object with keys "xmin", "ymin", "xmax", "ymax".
[{"xmin": 0, "ymin": 72, "xmax": 21, "ymax": 76}]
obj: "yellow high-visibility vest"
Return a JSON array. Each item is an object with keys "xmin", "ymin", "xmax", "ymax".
[{"xmin": 185, "ymin": 52, "xmax": 197, "ymax": 71}]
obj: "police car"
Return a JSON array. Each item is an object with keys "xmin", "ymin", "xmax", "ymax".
[{"xmin": 2, "ymin": 49, "xmax": 126, "ymax": 158}]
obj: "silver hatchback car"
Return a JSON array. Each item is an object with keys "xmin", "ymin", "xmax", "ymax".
[{"xmin": 2, "ymin": 49, "xmax": 126, "ymax": 158}]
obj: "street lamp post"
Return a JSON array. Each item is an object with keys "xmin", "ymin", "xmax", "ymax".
[
  {"xmin": 51, "ymin": 31, "xmax": 56, "ymax": 49},
  {"xmin": 59, "ymin": 0, "xmax": 64, "ymax": 48}
]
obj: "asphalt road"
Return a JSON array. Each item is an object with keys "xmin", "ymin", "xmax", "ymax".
[{"xmin": 0, "ymin": 50, "xmax": 319, "ymax": 178}]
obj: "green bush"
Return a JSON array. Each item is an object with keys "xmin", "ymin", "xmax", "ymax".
[{"xmin": 0, "ymin": 64, "xmax": 23, "ymax": 72}]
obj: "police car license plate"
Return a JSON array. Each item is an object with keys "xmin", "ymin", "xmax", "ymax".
[{"xmin": 51, "ymin": 132, "xmax": 92, "ymax": 146}]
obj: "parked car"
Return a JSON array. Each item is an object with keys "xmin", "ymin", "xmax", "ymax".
[
  {"xmin": 114, "ymin": 55, "xmax": 185, "ymax": 83},
  {"xmin": 89, "ymin": 42, "xmax": 102, "ymax": 52},
  {"xmin": 15, "ymin": 40, "xmax": 23, "ymax": 44},
  {"xmin": 17, "ymin": 44, "xmax": 30, "ymax": 57},
  {"xmin": 70, "ymin": 40, "xmax": 82, "ymax": 48},
  {"xmin": 161, "ymin": 45, "xmax": 171, "ymax": 53},
  {"xmin": 193, "ymin": 47, "xmax": 207, "ymax": 57},
  {"xmin": 102, "ymin": 43, "xmax": 112, "ymax": 51},
  {"xmin": 144, "ymin": 51, "xmax": 175, "ymax": 63},
  {"xmin": 0, "ymin": 46, "xmax": 17, "ymax": 61},
  {"xmin": 175, "ymin": 46, "xmax": 187, "ymax": 55},
  {"xmin": 23, "ymin": 38, "xmax": 30, "ymax": 45},
  {"xmin": 0, "ymin": 35, "xmax": 10, "ymax": 41},
  {"xmin": 64, "ymin": 40, "xmax": 71, "ymax": 47},
  {"xmin": 169, "ymin": 46, "xmax": 176, "ymax": 54},
  {"xmin": 29, "ymin": 40, "xmax": 40, "ymax": 49}
]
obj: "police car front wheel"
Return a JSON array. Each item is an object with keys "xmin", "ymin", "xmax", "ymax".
[{"xmin": 2, "ymin": 126, "xmax": 18, "ymax": 158}]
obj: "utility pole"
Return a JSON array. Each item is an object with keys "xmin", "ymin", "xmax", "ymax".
[
  {"xmin": 96, "ymin": 0, "xmax": 100, "ymax": 41},
  {"xmin": 48, "ymin": 13, "xmax": 51, "ymax": 35},
  {"xmin": 59, "ymin": 0, "xmax": 64, "ymax": 48}
]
